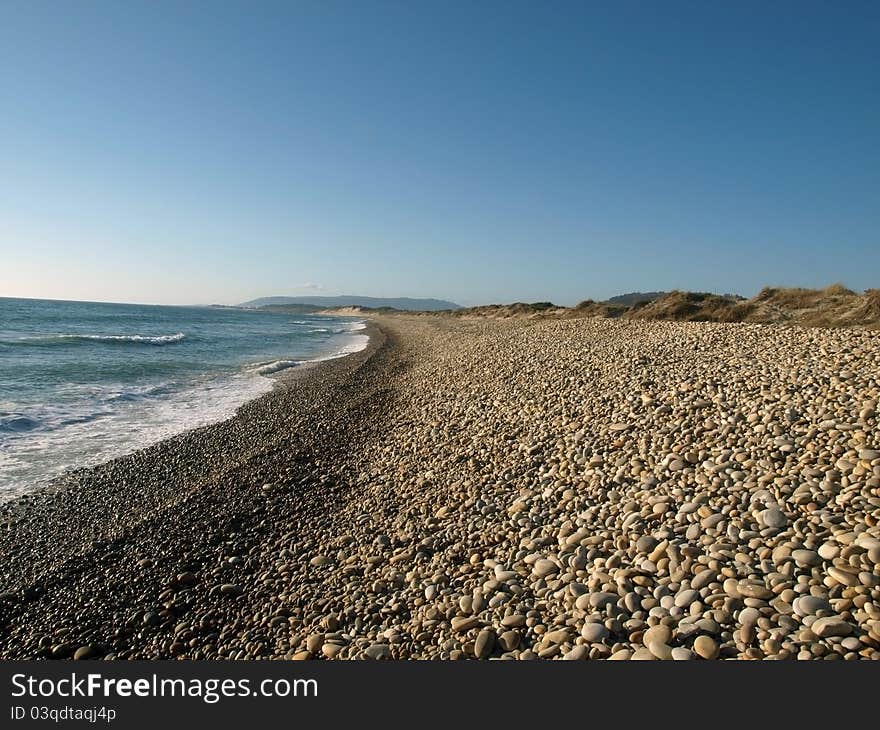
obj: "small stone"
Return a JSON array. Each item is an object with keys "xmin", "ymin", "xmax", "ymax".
[
  {"xmin": 646, "ymin": 641, "xmax": 673, "ymax": 660},
  {"xmin": 544, "ymin": 629, "xmax": 571, "ymax": 645},
  {"xmin": 738, "ymin": 607, "xmax": 761, "ymax": 628},
  {"xmin": 761, "ymin": 507, "xmax": 788, "ymax": 529},
  {"xmin": 563, "ymin": 645, "xmax": 588, "ymax": 660},
  {"xmin": 306, "ymin": 635, "xmax": 324, "ymax": 654},
  {"xmin": 737, "ymin": 581, "xmax": 773, "ymax": 600},
  {"xmin": 691, "ymin": 570, "xmax": 717, "ymax": 591},
  {"xmin": 693, "ymin": 636, "xmax": 719, "ymax": 660},
  {"xmin": 451, "ymin": 616, "xmax": 479, "ymax": 632},
  {"xmin": 532, "ymin": 559, "xmax": 559, "ymax": 578},
  {"xmin": 589, "ymin": 592, "xmax": 618, "ymax": 610},
  {"xmin": 73, "ymin": 646, "xmax": 94, "ymax": 661},
  {"xmin": 498, "ymin": 631, "xmax": 521, "ymax": 651},
  {"xmin": 643, "ymin": 625, "xmax": 672, "ymax": 646},
  {"xmin": 50, "ymin": 644, "xmax": 71, "ymax": 659},
  {"xmin": 501, "ymin": 614, "xmax": 526, "ymax": 628},
  {"xmin": 791, "ymin": 550, "xmax": 820, "ymax": 567},
  {"xmin": 581, "ymin": 623, "xmax": 610, "ymax": 642},
  {"xmin": 219, "ymin": 584, "xmax": 242, "ymax": 596},
  {"xmin": 363, "ymin": 644, "xmax": 390, "ymax": 660},
  {"xmin": 827, "ymin": 567, "xmax": 859, "ymax": 587},
  {"xmin": 631, "ymin": 647, "xmax": 657, "ymax": 660},
  {"xmin": 474, "ymin": 629, "xmax": 495, "ymax": 659},
  {"xmin": 793, "ymin": 595, "xmax": 831, "ymax": 617},
  {"xmin": 812, "ymin": 616, "xmax": 853, "ymax": 638}
]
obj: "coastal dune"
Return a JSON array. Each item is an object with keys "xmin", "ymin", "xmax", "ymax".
[{"xmin": 1, "ymin": 316, "xmax": 879, "ymax": 660}]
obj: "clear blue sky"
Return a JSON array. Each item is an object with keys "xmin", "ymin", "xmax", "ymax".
[{"xmin": 1, "ymin": 1, "xmax": 877, "ymax": 306}]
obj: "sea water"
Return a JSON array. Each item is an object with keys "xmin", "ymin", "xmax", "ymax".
[{"xmin": 0, "ymin": 297, "xmax": 367, "ymax": 500}]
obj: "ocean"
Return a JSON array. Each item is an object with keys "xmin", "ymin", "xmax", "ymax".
[{"xmin": 0, "ymin": 297, "xmax": 367, "ymax": 501}]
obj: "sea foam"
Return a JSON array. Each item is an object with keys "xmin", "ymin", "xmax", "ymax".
[{"xmin": 7, "ymin": 332, "xmax": 187, "ymax": 346}]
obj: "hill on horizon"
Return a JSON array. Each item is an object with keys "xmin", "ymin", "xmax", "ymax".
[{"xmin": 239, "ymin": 295, "xmax": 461, "ymax": 311}]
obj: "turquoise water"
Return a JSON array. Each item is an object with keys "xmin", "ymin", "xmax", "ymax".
[{"xmin": 0, "ymin": 297, "xmax": 367, "ymax": 499}]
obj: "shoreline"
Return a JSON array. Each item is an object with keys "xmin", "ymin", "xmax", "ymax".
[
  {"xmin": 0, "ymin": 321, "xmax": 392, "ymax": 658},
  {"xmin": 0, "ymin": 315, "xmax": 370, "ymax": 505},
  {"xmin": 1, "ymin": 316, "xmax": 879, "ymax": 660},
  {"xmin": 0, "ymin": 318, "xmax": 385, "ymax": 521}
]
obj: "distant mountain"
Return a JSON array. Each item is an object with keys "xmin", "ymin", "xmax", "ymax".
[
  {"xmin": 238, "ymin": 295, "xmax": 461, "ymax": 311},
  {"xmin": 606, "ymin": 291, "xmax": 667, "ymax": 306}
]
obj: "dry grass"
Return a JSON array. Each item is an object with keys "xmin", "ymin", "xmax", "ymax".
[
  {"xmin": 623, "ymin": 291, "xmax": 755, "ymax": 323},
  {"xmin": 422, "ymin": 284, "xmax": 879, "ymax": 329},
  {"xmin": 445, "ymin": 302, "xmax": 568, "ymax": 319}
]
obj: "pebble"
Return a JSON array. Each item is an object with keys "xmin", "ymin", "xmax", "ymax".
[
  {"xmin": 581, "ymin": 623, "xmax": 610, "ymax": 642},
  {"xmin": 761, "ymin": 507, "xmax": 788, "ymax": 529},
  {"xmin": 73, "ymin": 646, "xmax": 95, "ymax": 660},
  {"xmin": 792, "ymin": 596, "xmax": 831, "ymax": 617},
  {"xmin": 811, "ymin": 617, "xmax": 853, "ymax": 638},
  {"xmin": 532, "ymin": 559, "xmax": 559, "ymax": 578},
  {"xmin": 643, "ymin": 625, "xmax": 672, "ymax": 646},
  {"xmin": 827, "ymin": 567, "xmax": 859, "ymax": 587},
  {"xmin": 646, "ymin": 641, "xmax": 673, "ymax": 660},
  {"xmin": 693, "ymin": 636, "xmax": 719, "ymax": 660},
  {"xmin": 737, "ymin": 581, "xmax": 773, "ymax": 600},
  {"xmin": 451, "ymin": 616, "xmax": 480, "ymax": 632},
  {"xmin": 563, "ymin": 645, "xmax": 588, "ymax": 660},
  {"xmin": 474, "ymin": 629, "xmax": 495, "ymax": 659},
  {"xmin": 363, "ymin": 644, "xmax": 391, "ymax": 660},
  {"xmin": 501, "ymin": 614, "xmax": 526, "ymax": 628},
  {"xmin": 791, "ymin": 550, "xmax": 820, "ymax": 567}
]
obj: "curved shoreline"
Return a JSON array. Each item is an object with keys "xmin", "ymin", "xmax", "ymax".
[
  {"xmin": 0, "ymin": 321, "xmax": 392, "ymax": 658},
  {"xmin": 0, "ymin": 319, "xmax": 373, "ymax": 506}
]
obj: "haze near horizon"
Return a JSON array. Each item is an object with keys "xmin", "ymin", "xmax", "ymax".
[{"xmin": 1, "ymin": 1, "xmax": 877, "ymax": 307}]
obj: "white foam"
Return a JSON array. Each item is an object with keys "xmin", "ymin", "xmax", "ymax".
[
  {"xmin": 252, "ymin": 359, "xmax": 300, "ymax": 375},
  {"xmin": 335, "ymin": 333, "xmax": 369, "ymax": 354},
  {"xmin": 15, "ymin": 332, "xmax": 188, "ymax": 345},
  {"xmin": 75, "ymin": 332, "xmax": 186, "ymax": 344},
  {"xmin": 0, "ymin": 372, "xmax": 273, "ymax": 501},
  {"xmin": 307, "ymin": 334, "xmax": 370, "ymax": 362}
]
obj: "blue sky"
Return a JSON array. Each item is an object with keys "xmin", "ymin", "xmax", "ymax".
[{"xmin": 0, "ymin": 1, "xmax": 877, "ymax": 306}]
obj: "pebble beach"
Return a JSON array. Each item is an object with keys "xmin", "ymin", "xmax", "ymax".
[{"xmin": 1, "ymin": 316, "xmax": 879, "ymax": 660}]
